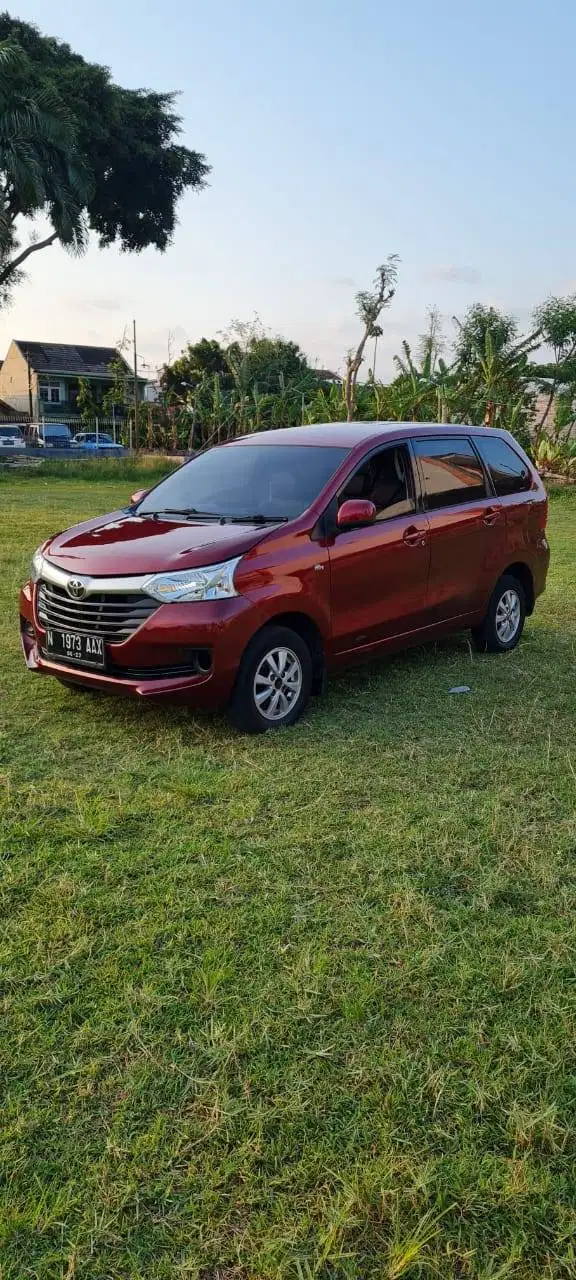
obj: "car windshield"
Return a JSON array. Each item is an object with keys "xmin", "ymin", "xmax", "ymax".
[
  {"xmin": 137, "ymin": 443, "xmax": 350, "ymax": 520},
  {"xmin": 0, "ymin": 427, "xmax": 20, "ymax": 438},
  {"xmin": 44, "ymin": 425, "xmax": 70, "ymax": 437}
]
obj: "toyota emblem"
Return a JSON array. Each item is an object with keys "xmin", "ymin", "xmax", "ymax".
[{"xmin": 66, "ymin": 577, "xmax": 88, "ymax": 600}]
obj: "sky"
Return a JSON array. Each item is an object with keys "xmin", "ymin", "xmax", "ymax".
[{"xmin": 3, "ymin": 0, "xmax": 576, "ymax": 379}]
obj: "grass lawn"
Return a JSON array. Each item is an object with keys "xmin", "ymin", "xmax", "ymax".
[{"xmin": 1, "ymin": 476, "xmax": 576, "ymax": 1280}]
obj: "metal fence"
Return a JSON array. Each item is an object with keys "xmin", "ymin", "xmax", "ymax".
[{"xmin": 0, "ymin": 415, "xmax": 129, "ymax": 443}]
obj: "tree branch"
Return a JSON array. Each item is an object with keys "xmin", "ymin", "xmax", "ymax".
[{"xmin": 0, "ymin": 230, "xmax": 58, "ymax": 285}]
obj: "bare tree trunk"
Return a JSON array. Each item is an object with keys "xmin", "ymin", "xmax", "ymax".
[
  {"xmin": 0, "ymin": 231, "xmax": 58, "ymax": 286},
  {"xmin": 344, "ymin": 334, "xmax": 370, "ymax": 422},
  {"xmin": 536, "ymin": 384, "xmax": 556, "ymax": 436}
]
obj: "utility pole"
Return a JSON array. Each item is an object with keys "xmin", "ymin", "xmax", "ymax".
[
  {"xmin": 25, "ymin": 349, "xmax": 33, "ymax": 419},
  {"xmin": 132, "ymin": 319, "xmax": 139, "ymax": 451}
]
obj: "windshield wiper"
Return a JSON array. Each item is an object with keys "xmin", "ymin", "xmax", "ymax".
[
  {"xmin": 147, "ymin": 508, "xmax": 223, "ymax": 520},
  {"xmin": 225, "ymin": 514, "xmax": 289, "ymax": 524},
  {"xmin": 142, "ymin": 509, "xmax": 289, "ymax": 525}
]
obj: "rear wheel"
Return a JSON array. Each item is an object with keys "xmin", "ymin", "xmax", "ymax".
[
  {"xmin": 471, "ymin": 574, "xmax": 526, "ymax": 653},
  {"xmin": 228, "ymin": 625, "xmax": 312, "ymax": 733}
]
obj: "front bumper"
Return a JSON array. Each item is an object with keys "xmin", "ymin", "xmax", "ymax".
[{"xmin": 19, "ymin": 580, "xmax": 258, "ymax": 709}]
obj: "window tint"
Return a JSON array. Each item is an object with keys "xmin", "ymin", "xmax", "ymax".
[
  {"xmin": 475, "ymin": 436, "xmax": 532, "ymax": 496},
  {"xmin": 339, "ymin": 444, "xmax": 415, "ymax": 520},
  {"xmin": 413, "ymin": 437, "xmax": 486, "ymax": 510},
  {"xmin": 138, "ymin": 444, "xmax": 350, "ymax": 520}
]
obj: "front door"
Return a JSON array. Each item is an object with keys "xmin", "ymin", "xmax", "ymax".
[
  {"xmin": 327, "ymin": 442, "xmax": 430, "ymax": 656},
  {"xmin": 411, "ymin": 435, "xmax": 503, "ymax": 623}
]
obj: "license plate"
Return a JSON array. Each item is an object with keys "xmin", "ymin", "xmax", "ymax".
[{"xmin": 45, "ymin": 628, "xmax": 105, "ymax": 669}]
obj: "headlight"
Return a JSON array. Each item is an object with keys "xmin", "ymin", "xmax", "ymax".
[
  {"xmin": 142, "ymin": 557, "xmax": 241, "ymax": 603},
  {"xmin": 31, "ymin": 547, "xmax": 45, "ymax": 582}
]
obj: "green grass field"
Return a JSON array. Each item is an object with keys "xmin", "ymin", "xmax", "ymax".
[{"xmin": 1, "ymin": 477, "xmax": 576, "ymax": 1279}]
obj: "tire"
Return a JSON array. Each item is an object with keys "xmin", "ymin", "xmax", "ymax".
[
  {"xmin": 471, "ymin": 574, "xmax": 526, "ymax": 654},
  {"xmin": 228, "ymin": 625, "xmax": 313, "ymax": 734}
]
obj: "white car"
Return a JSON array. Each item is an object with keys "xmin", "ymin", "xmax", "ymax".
[{"xmin": 0, "ymin": 424, "xmax": 25, "ymax": 449}]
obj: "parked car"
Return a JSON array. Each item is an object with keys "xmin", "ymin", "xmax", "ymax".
[
  {"xmin": 72, "ymin": 432, "xmax": 123, "ymax": 452},
  {"xmin": 20, "ymin": 422, "xmax": 549, "ymax": 733},
  {"xmin": 0, "ymin": 424, "xmax": 25, "ymax": 449},
  {"xmin": 27, "ymin": 422, "xmax": 72, "ymax": 449}
]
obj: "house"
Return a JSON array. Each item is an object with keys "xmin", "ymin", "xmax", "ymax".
[
  {"xmin": 143, "ymin": 380, "xmax": 162, "ymax": 403},
  {"xmin": 0, "ymin": 341, "xmax": 146, "ymax": 419}
]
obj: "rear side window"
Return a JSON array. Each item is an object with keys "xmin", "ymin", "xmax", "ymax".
[
  {"xmin": 475, "ymin": 436, "xmax": 532, "ymax": 496},
  {"xmin": 412, "ymin": 437, "xmax": 486, "ymax": 510}
]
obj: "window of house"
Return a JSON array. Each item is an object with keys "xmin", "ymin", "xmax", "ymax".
[
  {"xmin": 475, "ymin": 436, "xmax": 532, "ymax": 496},
  {"xmin": 39, "ymin": 380, "xmax": 62, "ymax": 403},
  {"xmin": 339, "ymin": 444, "xmax": 415, "ymax": 520},
  {"xmin": 412, "ymin": 437, "xmax": 487, "ymax": 510}
]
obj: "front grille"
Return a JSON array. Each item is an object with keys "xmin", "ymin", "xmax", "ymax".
[{"xmin": 37, "ymin": 580, "xmax": 158, "ymax": 641}]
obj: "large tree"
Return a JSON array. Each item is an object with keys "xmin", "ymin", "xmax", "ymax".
[
  {"xmin": 0, "ymin": 14, "xmax": 209, "ymax": 298},
  {"xmin": 161, "ymin": 327, "xmax": 315, "ymax": 408},
  {"xmin": 160, "ymin": 339, "xmax": 234, "ymax": 403}
]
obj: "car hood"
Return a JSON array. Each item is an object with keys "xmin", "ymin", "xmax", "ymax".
[{"xmin": 44, "ymin": 510, "xmax": 276, "ymax": 576}]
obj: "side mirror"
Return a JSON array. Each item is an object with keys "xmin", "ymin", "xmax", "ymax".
[
  {"xmin": 130, "ymin": 488, "xmax": 149, "ymax": 507},
  {"xmin": 337, "ymin": 498, "xmax": 377, "ymax": 529}
]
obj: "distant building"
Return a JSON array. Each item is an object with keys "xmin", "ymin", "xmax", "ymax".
[{"xmin": 0, "ymin": 341, "xmax": 146, "ymax": 419}]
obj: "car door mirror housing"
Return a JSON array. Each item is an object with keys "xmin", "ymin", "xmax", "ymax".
[
  {"xmin": 130, "ymin": 488, "xmax": 149, "ymax": 507},
  {"xmin": 337, "ymin": 499, "xmax": 377, "ymax": 529}
]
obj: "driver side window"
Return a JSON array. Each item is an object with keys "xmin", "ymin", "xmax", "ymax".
[{"xmin": 339, "ymin": 443, "xmax": 415, "ymax": 520}]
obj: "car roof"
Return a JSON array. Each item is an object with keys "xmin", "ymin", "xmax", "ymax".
[{"xmin": 226, "ymin": 422, "xmax": 510, "ymax": 448}]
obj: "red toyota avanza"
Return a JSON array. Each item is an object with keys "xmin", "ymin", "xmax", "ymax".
[{"xmin": 20, "ymin": 423, "xmax": 549, "ymax": 733}]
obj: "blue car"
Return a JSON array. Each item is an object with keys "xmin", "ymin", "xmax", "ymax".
[{"xmin": 72, "ymin": 432, "xmax": 124, "ymax": 453}]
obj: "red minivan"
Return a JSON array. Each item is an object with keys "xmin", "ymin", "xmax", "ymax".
[{"xmin": 20, "ymin": 423, "xmax": 549, "ymax": 733}]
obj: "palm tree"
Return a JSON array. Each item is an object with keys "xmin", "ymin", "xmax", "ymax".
[{"xmin": 0, "ymin": 38, "xmax": 92, "ymax": 298}]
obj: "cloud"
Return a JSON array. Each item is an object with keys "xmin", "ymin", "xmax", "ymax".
[
  {"xmin": 423, "ymin": 265, "xmax": 481, "ymax": 285},
  {"xmin": 62, "ymin": 294, "xmax": 128, "ymax": 313}
]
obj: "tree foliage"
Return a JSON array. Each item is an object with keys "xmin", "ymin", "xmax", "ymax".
[
  {"xmin": 0, "ymin": 14, "xmax": 209, "ymax": 296},
  {"xmin": 160, "ymin": 327, "xmax": 317, "ymax": 447},
  {"xmin": 76, "ymin": 377, "xmax": 98, "ymax": 422},
  {"xmin": 160, "ymin": 339, "xmax": 234, "ymax": 403},
  {"xmin": 531, "ymin": 294, "xmax": 576, "ymax": 431}
]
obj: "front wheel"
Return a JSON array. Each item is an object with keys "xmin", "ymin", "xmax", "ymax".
[
  {"xmin": 471, "ymin": 574, "xmax": 526, "ymax": 653},
  {"xmin": 228, "ymin": 625, "xmax": 313, "ymax": 734}
]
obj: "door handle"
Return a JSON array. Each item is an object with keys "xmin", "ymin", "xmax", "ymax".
[
  {"xmin": 403, "ymin": 524, "xmax": 427, "ymax": 547},
  {"xmin": 483, "ymin": 506, "xmax": 500, "ymax": 527}
]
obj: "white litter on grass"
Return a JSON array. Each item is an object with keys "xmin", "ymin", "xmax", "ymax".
[{"xmin": 449, "ymin": 685, "xmax": 471, "ymax": 694}]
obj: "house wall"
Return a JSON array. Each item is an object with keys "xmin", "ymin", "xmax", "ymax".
[{"xmin": 0, "ymin": 342, "xmax": 33, "ymax": 414}]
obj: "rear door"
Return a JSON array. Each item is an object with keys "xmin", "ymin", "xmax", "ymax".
[
  {"xmin": 327, "ymin": 441, "xmax": 431, "ymax": 655},
  {"xmin": 473, "ymin": 433, "xmax": 545, "ymax": 557},
  {"xmin": 411, "ymin": 435, "xmax": 502, "ymax": 623}
]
